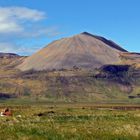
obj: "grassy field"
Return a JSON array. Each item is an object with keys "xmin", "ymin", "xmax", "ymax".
[{"xmin": 0, "ymin": 103, "xmax": 140, "ymax": 140}]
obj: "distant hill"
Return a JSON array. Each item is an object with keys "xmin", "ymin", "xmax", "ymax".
[
  {"xmin": 0, "ymin": 33, "xmax": 139, "ymax": 103},
  {"xmin": 18, "ymin": 32, "xmax": 127, "ymax": 71},
  {"xmin": 0, "ymin": 53, "xmax": 19, "ymax": 58}
]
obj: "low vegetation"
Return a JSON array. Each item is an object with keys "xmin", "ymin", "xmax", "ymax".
[
  {"xmin": 0, "ymin": 67, "xmax": 140, "ymax": 103},
  {"xmin": 0, "ymin": 103, "xmax": 139, "ymax": 140}
]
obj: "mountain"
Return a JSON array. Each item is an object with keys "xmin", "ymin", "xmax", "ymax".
[
  {"xmin": 0, "ymin": 32, "xmax": 139, "ymax": 103},
  {"xmin": 18, "ymin": 32, "xmax": 127, "ymax": 71},
  {"xmin": 0, "ymin": 53, "xmax": 25, "ymax": 70},
  {"xmin": 0, "ymin": 53, "xmax": 19, "ymax": 58}
]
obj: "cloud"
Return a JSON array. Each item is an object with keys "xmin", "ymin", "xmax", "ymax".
[
  {"xmin": 0, "ymin": 6, "xmax": 59, "ymax": 55},
  {"xmin": 0, "ymin": 42, "xmax": 43, "ymax": 56},
  {"xmin": 0, "ymin": 22, "xmax": 23, "ymax": 33},
  {"xmin": 21, "ymin": 26, "xmax": 60, "ymax": 38},
  {"xmin": 0, "ymin": 42, "xmax": 15, "ymax": 53},
  {"xmin": 0, "ymin": 6, "xmax": 46, "ymax": 34}
]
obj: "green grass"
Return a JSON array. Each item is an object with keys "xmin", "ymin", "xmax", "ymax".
[{"xmin": 0, "ymin": 103, "xmax": 139, "ymax": 140}]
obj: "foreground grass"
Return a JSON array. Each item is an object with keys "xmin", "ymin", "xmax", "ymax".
[{"xmin": 0, "ymin": 104, "xmax": 140, "ymax": 140}]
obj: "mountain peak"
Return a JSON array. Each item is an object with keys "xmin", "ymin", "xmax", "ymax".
[
  {"xmin": 18, "ymin": 32, "xmax": 128, "ymax": 71},
  {"xmin": 80, "ymin": 32, "xmax": 97, "ymax": 37},
  {"xmin": 79, "ymin": 32, "xmax": 127, "ymax": 52},
  {"xmin": 81, "ymin": 32, "xmax": 91, "ymax": 35}
]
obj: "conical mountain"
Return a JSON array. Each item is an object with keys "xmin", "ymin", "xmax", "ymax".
[{"xmin": 18, "ymin": 32, "xmax": 127, "ymax": 71}]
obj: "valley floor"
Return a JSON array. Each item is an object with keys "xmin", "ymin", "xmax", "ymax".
[{"xmin": 0, "ymin": 103, "xmax": 140, "ymax": 140}]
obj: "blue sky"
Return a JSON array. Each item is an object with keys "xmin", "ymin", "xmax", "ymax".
[{"xmin": 0, "ymin": 0, "xmax": 139, "ymax": 55}]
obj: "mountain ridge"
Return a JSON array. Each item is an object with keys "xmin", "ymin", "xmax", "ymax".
[
  {"xmin": 18, "ymin": 32, "xmax": 127, "ymax": 71},
  {"xmin": 81, "ymin": 32, "xmax": 127, "ymax": 52},
  {"xmin": 0, "ymin": 32, "xmax": 139, "ymax": 102}
]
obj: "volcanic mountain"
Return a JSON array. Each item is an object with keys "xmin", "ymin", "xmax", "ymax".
[
  {"xmin": 18, "ymin": 32, "xmax": 127, "ymax": 71},
  {"xmin": 0, "ymin": 32, "xmax": 140, "ymax": 102}
]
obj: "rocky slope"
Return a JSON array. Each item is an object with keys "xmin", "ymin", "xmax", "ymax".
[
  {"xmin": 18, "ymin": 32, "xmax": 127, "ymax": 71},
  {"xmin": 0, "ymin": 33, "xmax": 139, "ymax": 103}
]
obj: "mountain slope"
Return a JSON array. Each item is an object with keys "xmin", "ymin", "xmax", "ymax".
[
  {"xmin": 18, "ymin": 32, "xmax": 127, "ymax": 71},
  {"xmin": 0, "ymin": 35, "xmax": 139, "ymax": 102}
]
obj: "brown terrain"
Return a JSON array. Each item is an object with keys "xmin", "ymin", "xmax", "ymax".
[
  {"xmin": 0, "ymin": 32, "xmax": 139, "ymax": 102},
  {"xmin": 18, "ymin": 32, "xmax": 127, "ymax": 71}
]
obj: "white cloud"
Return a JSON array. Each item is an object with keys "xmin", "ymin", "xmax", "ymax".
[
  {"xmin": 0, "ymin": 6, "xmax": 46, "ymax": 33},
  {"xmin": 0, "ymin": 6, "xmax": 60, "ymax": 55},
  {"xmin": 9, "ymin": 7, "xmax": 45, "ymax": 21},
  {"xmin": 0, "ymin": 42, "xmax": 42, "ymax": 55},
  {"xmin": 0, "ymin": 22, "xmax": 23, "ymax": 33},
  {"xmin": 20, "ymin": 26, "xmax": 60, "ymax": 38}
]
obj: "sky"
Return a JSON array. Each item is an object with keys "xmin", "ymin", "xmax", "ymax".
[{"xmin": 0, "ymin": 0, "xmax": 139, "ymax": 55}]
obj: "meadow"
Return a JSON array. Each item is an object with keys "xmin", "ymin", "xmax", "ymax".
[{"xmin": 0, "ymin": 103, "xmax": 140, "ymax": 140}]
